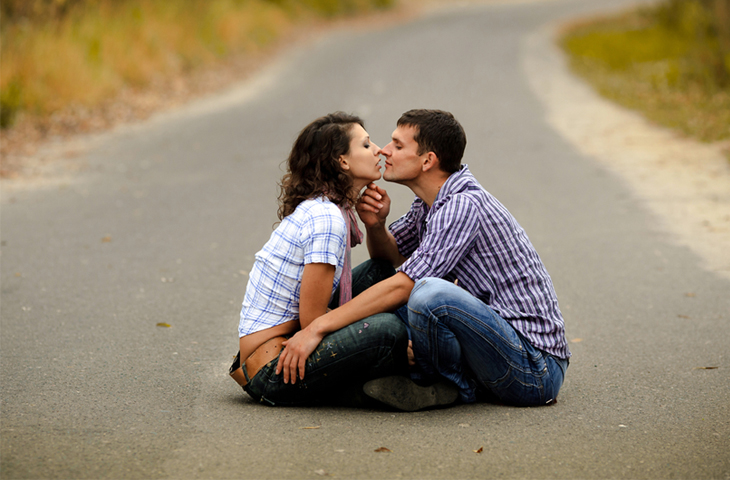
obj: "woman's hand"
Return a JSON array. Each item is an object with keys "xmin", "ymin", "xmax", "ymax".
[
  {"xmin": 275, "ymin": 327, "xmax": 325, "ymax": 384},
  {"xmin": 356, "ymin": 183, "xmax": 390, "ymax": 229}
]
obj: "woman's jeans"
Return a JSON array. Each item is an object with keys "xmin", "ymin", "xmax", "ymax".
[
  {"xmin": 407, "ymin": 278, "xmax": 569, "ymax": 407},
  {"xmin": 244, "ymin": 260, "xmax": 408, "ymax": 406}
]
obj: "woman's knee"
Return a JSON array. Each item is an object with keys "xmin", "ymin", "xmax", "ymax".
[{"xmin": 365, "ymin": 313, "xmax": 408, "ymax": 345}]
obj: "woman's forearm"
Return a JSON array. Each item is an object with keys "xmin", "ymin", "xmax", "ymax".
[{"xmin": 276, "ymin": 272, "xmax": 414, "ymax": 383}]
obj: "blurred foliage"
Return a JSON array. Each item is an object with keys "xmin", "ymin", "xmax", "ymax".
[
  {"xmin": 0, "ymin": 0, "xmax": 395, "ymax": 128},
  {"xmin": 562, "ymin": 0, "xmax": 730, "ymax": 143}
]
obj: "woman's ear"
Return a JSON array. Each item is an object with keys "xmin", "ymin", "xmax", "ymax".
[{"xmin": 339, "ymin": 154, "xmax": 351, "ymax": 171}]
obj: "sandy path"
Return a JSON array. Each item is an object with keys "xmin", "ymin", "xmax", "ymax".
[{"xmin": 522, "ymin": 20, "xmax": 730, "ymax": 280}]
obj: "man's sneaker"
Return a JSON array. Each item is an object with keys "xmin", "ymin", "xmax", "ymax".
[{"xmin": 363, "ymin": 375, "xmax": 459, "ymax": 411}]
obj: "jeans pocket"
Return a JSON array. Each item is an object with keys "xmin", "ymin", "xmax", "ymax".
[
  {"xmin": 484, "ymin": 350, "xmax": 548, "ymax": 407},
  {"xmin": 246, "ymin": 362, "xmax": 296, "ymax": 406}
]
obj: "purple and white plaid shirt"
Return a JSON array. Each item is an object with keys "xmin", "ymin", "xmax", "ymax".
[{"xmin": 390, "ymin": 165, "xmax": 571, "ymax": 359}]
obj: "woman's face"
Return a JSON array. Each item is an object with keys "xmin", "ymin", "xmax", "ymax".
[{"xmin": 340, "ymin": 124, "xmax": 382, "ymax": 191}]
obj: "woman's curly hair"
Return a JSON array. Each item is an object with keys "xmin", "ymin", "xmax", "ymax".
[{"xmin": 278, "ymin": 112, "xmax": 363, "ymax": 220}]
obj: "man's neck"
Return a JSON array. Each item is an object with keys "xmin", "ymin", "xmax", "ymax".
[{"xmin": 410, "ymin": 171, "xmax": 451, "ymax": 208}]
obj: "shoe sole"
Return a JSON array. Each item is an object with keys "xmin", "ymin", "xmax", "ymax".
[{"xmin": 363, "ymin": 376, "xmax": 458, "ymax": 411}]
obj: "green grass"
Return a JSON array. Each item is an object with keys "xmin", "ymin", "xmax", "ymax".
[
  {"xmin": 0, "ymin": 0, "xmax": 395, "ymax": 129},
  {"xmin": 561, "ymin": 2, "xmax": 730, "ymax": 144}
]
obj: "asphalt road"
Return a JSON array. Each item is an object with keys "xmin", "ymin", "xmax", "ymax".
[{"xmin": 1, "ymin": 0, "xmax": 728, "ymax": 478}]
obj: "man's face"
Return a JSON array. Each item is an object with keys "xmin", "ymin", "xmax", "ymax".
[{"xmin": 380, "ymin": 125, "xmax": 426, "ymax": 185}]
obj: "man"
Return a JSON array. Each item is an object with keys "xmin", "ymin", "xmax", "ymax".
[{"xmin": 277, "ymin": 109, "xmax": 570, "ymax": 410}]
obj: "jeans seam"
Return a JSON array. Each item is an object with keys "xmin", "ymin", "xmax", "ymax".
[{"xmin": 428, "ymin": 303, "xmax": 532, "ymax": 373}]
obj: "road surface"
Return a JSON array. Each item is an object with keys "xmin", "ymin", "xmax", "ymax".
[{"xmin": 2, "ymin": 0, "xmax": 728, "ymax": 478}]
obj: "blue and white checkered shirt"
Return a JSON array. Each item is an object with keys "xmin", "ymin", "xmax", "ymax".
[
  {"xmin": 390, "ymin": 165, "xmax": 571, "ymax": 359},
  {"xmin": 239, "ymin": 197, "xmax": 347, "ymax": 337}
]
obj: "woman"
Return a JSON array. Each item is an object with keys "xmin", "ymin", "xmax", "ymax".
[{"xmin": 230, "ymin": 112, "xmax": 409, "ymax": 406}]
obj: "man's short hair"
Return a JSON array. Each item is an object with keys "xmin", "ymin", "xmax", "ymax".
[{"xmin": 397, "ymin": 109, "xmax": 466, "ymax": 174}]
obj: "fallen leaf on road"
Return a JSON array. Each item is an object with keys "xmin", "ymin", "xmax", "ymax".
[
  {"xmin": 300, "ymin": 426, "xmax": 320, "ymax": 429},
  {"xmin": 374, "ymin": 447, "xmax": 391, "ymax": 453},
  {"xmin": 685, "ymin": 292, "xmax": 696, "ymax": 297},
  {"xmin": 101, "ymin": 236, "xmax": 112, "ymax": 243},
  {"xmin": 156, "ymin": 322, "xmax": 171, "ymax": 328},
  {"xmin": 314, "ymin": 469, "xmax": 327, "ymax": 476},
  {"xmin": 570, "ymin": 338, "xmax": 583, "ymax": 343},
  {"xmin": 694, "ymin": 366, "xmax": 719, "ymax": 370},
  {"xmin": 677, "ymin": 315, "xmax": 691, "ymax": 319},
  {"xmin": 474, "ymin": 447, "xmax": 483, "ymax": 453}
]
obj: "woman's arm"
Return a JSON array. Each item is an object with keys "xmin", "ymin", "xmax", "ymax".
[
  {"xmin": 276, "ymin": 272, "xmax": 414, "ymax": 384},
  {"xmin": 298, "ymin": 263, "xmax": 336, "ymax": 329}
]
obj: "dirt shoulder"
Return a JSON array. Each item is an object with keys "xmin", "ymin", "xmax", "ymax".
[{"xmin": 523, "ymin": 21, "xmax": 730, "ymax": 280}]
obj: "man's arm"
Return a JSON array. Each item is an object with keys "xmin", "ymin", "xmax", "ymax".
[
  {"xmin": 275, "ymin": 271, "xmax": 415, "ymax": 384},
  {"xmin": 356, "ymin": 183, "xmax": 406, "ymax": 267}
]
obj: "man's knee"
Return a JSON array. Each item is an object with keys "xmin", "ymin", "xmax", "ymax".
[{"xmin": 408, "ymin": 277, "xmax": 456, "ymax": 313}]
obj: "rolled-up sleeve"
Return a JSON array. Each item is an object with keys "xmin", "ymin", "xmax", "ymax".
[{"xmin": 398, "ymin": 196, "xmax": 479, "ymax": 282}]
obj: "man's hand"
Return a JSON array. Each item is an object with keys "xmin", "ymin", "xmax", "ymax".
[
  {"xmin": 356, "ymin": 183, "xmax": 391, "ymax": 229},
  {"xmin": 407, "ymin": 340, "xmax": 416, "ymax": 367},
  {"xmin": 275, "ymin": 327, "xmax": 324, "ymax": 384}
]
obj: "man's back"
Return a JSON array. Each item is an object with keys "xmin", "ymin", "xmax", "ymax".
[{"xmin": 389, "ymin": 165, "xmax": 570, "ymax": 359}]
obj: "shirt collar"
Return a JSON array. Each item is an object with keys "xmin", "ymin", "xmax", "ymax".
[{"xmin": 433, "ymin": 164, "xmax": 470, "ymax": 206}]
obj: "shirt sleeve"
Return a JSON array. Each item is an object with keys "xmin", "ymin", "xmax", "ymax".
[
  {"xmin": 398, "ymin": 195, "xmax": 479, "ymax": 282},
  {"xmin": 300, "ymin": 203, "xmax": 347, "ymax": 266},
  {"xmin": 388, "ymin": 200, "xmax": 423, "ymax": 259}
]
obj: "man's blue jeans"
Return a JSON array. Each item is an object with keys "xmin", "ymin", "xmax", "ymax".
[
  {"xmin": 244, "ymin": 260, "xmax": 408, "ymax": 406},
  {"xmin": 407, "ymin": 278, "xmax": 569, "ymax": 407}
]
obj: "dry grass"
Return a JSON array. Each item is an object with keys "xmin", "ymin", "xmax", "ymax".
[
  {"xmin": 561, "ymin": 2, "xmax": 730, "ymax": 145},
  {"xmin": 0, "ymin": 0, "xmax": 393, "ymax": 128}
]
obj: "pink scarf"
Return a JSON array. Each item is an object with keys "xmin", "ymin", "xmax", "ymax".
[{"xmin": 337, "ymin": 205, "xmax": 364, "ymax": 306}]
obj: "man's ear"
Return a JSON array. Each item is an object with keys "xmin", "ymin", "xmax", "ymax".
[
  {"xmin": 422, "ymin": 152, "xmax": 439, "ymax": 172},
  {"xmin": 339, "ymin": 154, "xmax": 350, "ymax": 171}
]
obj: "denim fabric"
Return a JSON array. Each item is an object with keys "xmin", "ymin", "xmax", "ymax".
[
  {"xmin": 407, "ymin": 277, "xmax": 568, "ymax": 407},
  {"xmin": 245, "ymin": 259, "xmax": 408, "ymax": 406},
  {"xmin": 244, "ymin": 313, "xmax": 408, "ymax": 406},
  {"xmin": 329, "ymin": 258, "xmax": 397, "ymax": 309}
]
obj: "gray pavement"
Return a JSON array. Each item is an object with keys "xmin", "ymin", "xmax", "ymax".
[{"xmin": 1, "ymin": 0, "xmax": 728, "ymax": 478}]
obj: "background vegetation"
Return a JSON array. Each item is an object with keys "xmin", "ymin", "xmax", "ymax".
[
  {"xmin": 561, "ymin": 0, "xmax": 730, "ymax": 144},
  {"xmin": 0, "ymin": 0, "xmax": 394, "ymax": 128}
]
